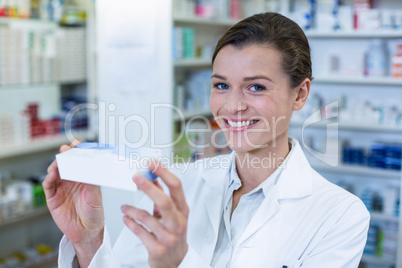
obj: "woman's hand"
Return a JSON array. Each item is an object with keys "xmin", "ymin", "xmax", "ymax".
[
  {"xmin": 43, "ymin": 140, "xmax": 104, "ymax": 268},
  {"xmin": 121, "ymin": 159, "xmax": 189, "ymax": 268}
]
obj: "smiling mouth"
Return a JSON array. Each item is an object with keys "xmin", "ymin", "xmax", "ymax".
[{"xmin": 225, "ymin": 119, "xmax": 259, "ymax": 128}]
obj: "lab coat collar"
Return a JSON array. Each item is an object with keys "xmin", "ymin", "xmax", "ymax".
[
  {"xmin": 237, "ymin": 139, "xmax": 313, "ymax": 244},
  {"xmin": 200, "ymin": 152, "xmax": 234, "ymax": 187},
  {"xmin": 198, "ymin": 139, "xmax": 313, "ymax": 238},
  {"xmin": 275, "ymin": 138, "xmax": 313, "ymax": 200},
  {"xmin": 200, "ymin": 139, "xmax": 313, "ymax": 200}
]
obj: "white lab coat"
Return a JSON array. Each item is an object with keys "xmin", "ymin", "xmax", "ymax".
[{"xmin": 58, "ymin": 139, "xmax": 370, "ymax": 268}]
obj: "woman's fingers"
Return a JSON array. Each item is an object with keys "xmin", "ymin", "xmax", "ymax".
[
  {"xmin": 122, "ymin": 215, "xmax": 167, "ymax": 258},
  {"xmin": 133, "ymin": 174, "xmax": 176, "ymax": 218},
  {"xmin": 121, "ymin": 205, "xmax": 165, "ymax": 237},
  {"xmin": 44, "ymin": 139, "xmax": 82, "ymax": 198},
  {"xmin": 122, "ymin": 205, "xmax": 183, "ymax": 260},
  {"xmin": 149, "ymin": 160, "xmax": 189, "ymax": 217},
  {"xmin": 70, "ymin": 139, "xmax": 82, "ymax": 148},
  {"xmin": 42, "ymin": 164, "xmax": 61, "ymax": 198},
  {"xmin": 153, "ymin": 180, "xmax": 164, "ymax": 219},
  {"xmin": 60, "ymin": 144, "xmax": 71, "ymax": 153}
]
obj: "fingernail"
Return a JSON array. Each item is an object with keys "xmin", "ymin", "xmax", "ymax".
[
  {"xmin": 123, "ymin": 215, "xmax": 129, "ymax": 221},
  {"xmin": 133, "ymin": 175, "xmax": 143, "ymax": 184},
  {"xmin": 121, "ymin": 205, "xmax": 126, "ymax": 211},
  {"xmin": 149, "ymin": 158, "xmax": 157, "ymax": 171}
]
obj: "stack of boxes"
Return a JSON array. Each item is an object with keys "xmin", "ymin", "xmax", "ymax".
[
  {"xmin": 365, "ymin": 221, "xmax": 399, "ymax": 261},
  {"xmin": 289, "ymin": 0, "xmax": 402, "ymax": 32},
  {"xmin": 172, "ymin": 27, "xmax": 195, "ymax": 60},
  {"xmin": 23, "ymin": 103, "xmax": 61, "ymax": 139},
  {"xmin": 0, "ymin": 23, "xmax": 88, "ymax": 147},
  {"xmin": 0, "ymin": 115, "xmax": 29, "ymax": 146},
  {"xmin": 0, "ymin": 26, "xmax": 86, "ymax": 86},
  {"xmin": 57, "ymin": 28, "xmax": 87, "ymax": 83},
  {"xmin": 174, "ymin": 0, "xmax": 242, "ymax": 20},
  {"xmin": 343, "ymin": 143, "xmax": 402, "ymax": 171},
  {"xmin": 0, "ymin": 98, "xmax": 89, "ymax": 147},
  {"xmin": 0, "ymin": 0, "xmax": 64, "ymax": 22}
]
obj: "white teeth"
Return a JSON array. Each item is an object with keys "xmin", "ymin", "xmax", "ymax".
[{"xmin": 227, "ymin": 120, "xmax": 257, "ymax": 127}]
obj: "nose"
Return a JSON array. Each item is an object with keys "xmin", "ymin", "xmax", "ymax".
[{"xmin": 225, "ymin": 89, "xmax": 247, "ymax": 114}]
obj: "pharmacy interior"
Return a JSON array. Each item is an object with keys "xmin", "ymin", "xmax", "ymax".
[{"xmin": 0, "ymin": 0, "xmax": 402, "ymax": 267}]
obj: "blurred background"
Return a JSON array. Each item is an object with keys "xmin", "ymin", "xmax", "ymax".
[{"xmin": 0, "ymin": 0, "xmax": 401, "ymax": 267}]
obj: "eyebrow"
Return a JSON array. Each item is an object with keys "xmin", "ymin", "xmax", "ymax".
[{"xmin": 211, "ymin": 74, "xmax": 273, "ymax": 82}]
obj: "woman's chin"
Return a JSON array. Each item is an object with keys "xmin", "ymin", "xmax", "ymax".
[{"xmin": 227, "ymin": 142, "xmax": 264, "ymax": 154}]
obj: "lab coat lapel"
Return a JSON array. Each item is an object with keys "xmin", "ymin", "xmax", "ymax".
[
  {"xmin": 201, "ymin": 153, "xmax": 233, "ymax": 235},
  {"xmin": 237, "ymin": 187, "xmax": 280, "ymax": 246},
  {"xmin": 237, "ymin": 140, "xmax": 313, "ymax": 245},
  {"xmin": 275, "ymin": 141, "xmax": 313, "ymax": 200}
]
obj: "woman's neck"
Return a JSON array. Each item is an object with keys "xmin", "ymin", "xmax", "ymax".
[{"xmin": 234, "ymin": 136, "xmax": 290, "ymax": 194}]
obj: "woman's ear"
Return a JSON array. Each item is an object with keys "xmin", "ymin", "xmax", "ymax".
[{"xmin": 293, "ymin": 78, "xmax": 311, "ymax": 111}]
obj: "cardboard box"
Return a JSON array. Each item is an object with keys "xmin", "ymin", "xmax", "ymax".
[{"xmin": 56, "ymin": 142, "xmax": 159, "ymax": 191}]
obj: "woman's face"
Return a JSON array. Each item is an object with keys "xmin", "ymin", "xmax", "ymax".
[{"xmin": 210, "ymin": 44, "xmax": 303, "ymax": 154}]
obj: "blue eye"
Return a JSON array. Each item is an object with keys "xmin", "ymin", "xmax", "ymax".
[
  {"xmin": 215, "ymin": 83, "xmax": 229, "ymax": 90},
  {"xmin": 249, "ymin": 84, "xmax": 265, "ymax": 92}
]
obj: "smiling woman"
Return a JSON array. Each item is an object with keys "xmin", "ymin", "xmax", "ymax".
[{"xmin": 45, "ymin": 12, "xmax": 369, "ymax": 268}]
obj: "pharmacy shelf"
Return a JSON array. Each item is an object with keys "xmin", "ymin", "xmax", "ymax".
[
  {"xmin": 173, "ymin": 15, "xmax": 239, "ymax": 26},
  {"xmin": 311, "ymin": 162, "xmax": 401, "ymax": 179},
  {"xmin": 313, "ymin": 76, "xmax": 402, "ymax": 86},
  {"xmin": 371, "ymin": 212, "xmax": 399, "ymax": 223},
  {"xmin": 0, "ymin": 206, "xmax": 49, "ymax": 229},
  {"xmin": 0, "ymin": 82, "xmax": 59, "ymax": 90},
  {"xmin": 306, "ymin": 30, "xmax": 402, "ymax": 39},
  {"xmin": 174, "ymin": 58, "xmax": 211, "ymax": 67},
  {"xmin": 173, "ymin": 109, "xmax": 212, "ymax": 121},
  {"xmin": 361, "ymin": 254, "xmax": 396, "ymax": 266},
  {"xmin": 0, "ymin": 17, "xmax": 58, "ymax": 28},
  {"xmin": 290, "ymin": 120, "xmax": 402, "ymax": 133},
  {"xmin": 0, "ymin": 130, "xmax": 89, "ymax": 159},
  {"xmin": 32, "ymin": 253, "xmax": 58, "ymax": 268}
]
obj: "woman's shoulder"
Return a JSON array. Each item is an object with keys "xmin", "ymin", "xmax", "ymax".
[{"xmin": 310, "ymin": 169, "xmax": 369, "ymax": 217}]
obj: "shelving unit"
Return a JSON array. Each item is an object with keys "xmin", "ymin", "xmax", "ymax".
[
  {"xmin": 0, "ymin": 16, "xmax": 88, "ymax": 263},
  {"xmin": 172, "ymin": 12, "xmax": 234, "ymax": 161},
  {"xmin": 0, "ymin": 17, "xmax": 58, "ymax": 27},
  {"xmin": 361, "ymin": 255, "xmax": 396, "ymax": 267},
  {"xmin": 310, "ymin": 162, "xmax": 400, "ymax": 180},
  {"xmin": 174, "ymin": 58, "xmax": 211, "ymax": 67},
  {"xmin": 371, "ymin": 212, "xmax": 399, "ymax": 223},
  {"xmin": 170, "ymin": 1, "xmax": 402, "ymax": 267},
  {"xmin": 173, "ymin": 15, "xmax": 239, "ymax": 26},
  {"xmin": 302, "ymin": 5, "xmax": 402, "ymax": 265},
  {"xmin": 0, "ymin": 206, "xmax": 50, "ymax": 229},
  {"xmin": 305, "ymin": 30, "xmax": 402, "ymax": 39},
  {"xmin": 313, "ymin": 76, "xmax": 402, "ymax": 86},
  {"xmin": 0, "ymin": 130, "xmax": 89, "ymax": 159},
  {"xmin": 173, "ymin": 108, "xmax": 212, "ymax": 121},
  {"xmin": 291, "ymin": 120, "xmax": 402, "ymax": 133}
]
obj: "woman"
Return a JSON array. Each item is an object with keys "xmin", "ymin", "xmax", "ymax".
[{"xmin": 44, "ymin": 12, "xmax": 369, "ymax": 267}]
